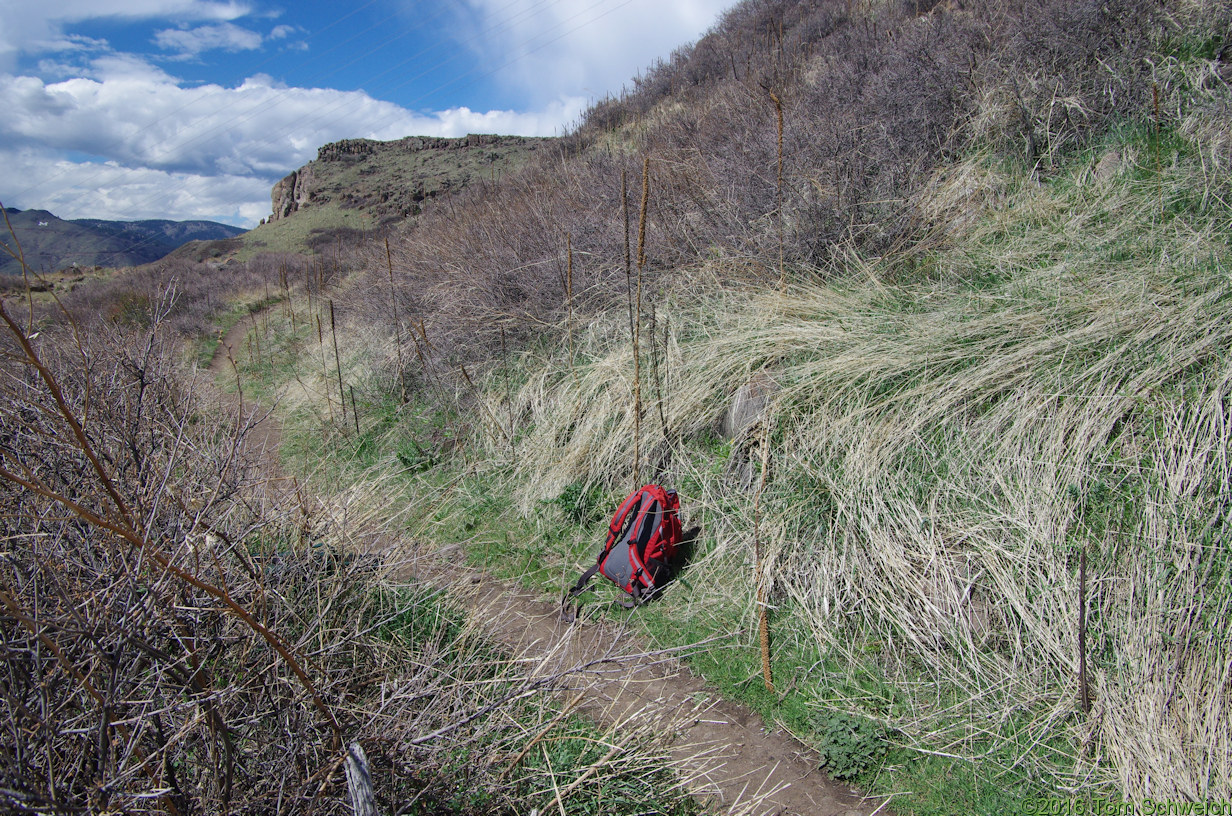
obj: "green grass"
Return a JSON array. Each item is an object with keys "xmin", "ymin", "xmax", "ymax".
[
  {"xmin": 473, "ymin": 119, "xmax": 1232, "ymax": 807},
  {"xmin": 315, "ymin": 445, "xmax": 1067, "ymax": 816},
  {"xmin": 230, "ymin": 136, "xmax": 550, "ymax": 260},
  {"xmin": 364, "ymin": 579, "xmax": 702, "ymax": 815},
  {"xmin": 237, "ymin": 203, "xmax": 375, "ymax": 259}
]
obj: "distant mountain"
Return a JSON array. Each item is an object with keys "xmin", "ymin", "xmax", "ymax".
[{"xmin": 0, "ymin": 208, "xmax": 246, "ymax": 276}]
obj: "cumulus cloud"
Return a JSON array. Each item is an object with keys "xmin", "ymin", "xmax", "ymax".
[
  {"xmin": 2, "ymin": 146, "xmax": 271, "ymax": 226},
  {"xmin": 0, "ymin": 0, "xmax": 723, "ymax": 227},
  {"xmin": 0, "ymin": 63, "xmax": 577, "ymax": 176},
  {"xmin": 0, "ymin": 60, "xmax": 588, "ymax": 226},
  {"xmin": 153, "ymin": 22, "xmax": 264, "ymax": 56},
  {"xmin": 453, "ymin": 0, "xmax": 730, "ymax": 105}
]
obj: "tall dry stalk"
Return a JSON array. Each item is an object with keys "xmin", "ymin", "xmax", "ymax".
[
  {"xmin": 622, "ymin": 167, "xmax": 636, "ymax": 486},
  {"xmin": 752, "ymin": 407, "xmax": 774, "ymax": 693},
  {"xmin": 350, "ymin": 384, "xmax": 361, "ymax": 435},
  {"xmin": 330, "ymin": 300, "xmax": 347, "ymax": 426},
  {"xmin": 633, "ymin": 157, "xmax": 650, "ymax": 488},
  {"xmin": 622, "ymin": 169, "xmax": 635, "ymax": 365},
  {"xmin": 566, "ymin": 233, "xmax": 580, "ymax": 390},
  {"xmin": 501, "ymin": 326, "xmax": 516, "ymax": 462},
  {"xmin": 566, "ymin": 233, "xmax": 574, "ymax": 365},
  {"xmin": 769, "ymin": 89, "xmax": 785, "ymax": 290},
  {"xmin": 1154, "ymin": 82, "xmax": 1163, "ymax": 219},
  {"xmin": 317, "ymin": 313, "xmax": 334, "ymax": 422},
  {"xmin": 1079, "ymin": 543, "xmax": 1089, "ymax": 715}
]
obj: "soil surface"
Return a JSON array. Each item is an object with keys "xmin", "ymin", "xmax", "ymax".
[
  {"xmin": 211, "ymin": 318, "xmax": 894, "ymax": 816},
  {"xmin": 208, "ymin": 317, "xmax": 283, "ymax": 473},
  {"xmin": 405, "ymin": 544, "xmax": 893, "ymax": 816}
]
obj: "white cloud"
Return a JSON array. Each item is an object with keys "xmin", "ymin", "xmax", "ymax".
[
  {"xmin": 0, "ymin": 62, "xmax": 588, "ymax": 227},
  {"xmin": 0, "ymin": 1, "xmax": 251, "ymax": 70},
  {"xmin": 34, "ymin": 33, "xmax": 111, "ymax": 55},
  {"xmin": 2, "ymin": 146, "xmax": 271, "ymax": 226},
  {"xmin": 154, "ymin": 22, "xmax": 264, "ymax": 56},
  {"xmin": 0, "ymin": 62, "xmax": 577, "ymax": 175},
  {"xmin": 0, "ymin": 0, "xmax": 728, "ymax": 228},
  {"xmin": 427, "ymin": 96, "xmax": 588, "ymax": 138},
  {"xmin": 453, "ymin": 0, "xmax": 730, "ymax": 105}
]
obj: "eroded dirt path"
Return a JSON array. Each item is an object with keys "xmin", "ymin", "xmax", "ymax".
[
  {"xmin": 210, "ymin": 318, "xmax": 891, "ymax": 816},
  {"xmin": 403, "ymin": 543, "xmax": 891, "ymax": 816},
  {"xmin": 208, "ymin": 317, "xmax": 283, "ymax": 473}
]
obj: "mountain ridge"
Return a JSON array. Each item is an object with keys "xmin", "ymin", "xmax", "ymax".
[{"xmin": 0, "ymin": 207, "xmax": 246, "ymax": 276}]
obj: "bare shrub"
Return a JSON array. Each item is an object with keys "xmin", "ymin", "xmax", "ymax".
[
  {"xmin": 0, "ymin": 291, "xmax": 696, "ymax": 814},
  {"xmin": 37, "ymin": 253, "xmax": 310, "ymax": 348},
  {"xmin": 323, "ymin": 0, "xmax": 1226, "ymax": 403},
  {"xmin": 355, "ymin": 0, "xmax": 1201, "ymax": 364}
]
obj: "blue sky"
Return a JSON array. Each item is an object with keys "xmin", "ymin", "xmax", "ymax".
[{"xmin": 0, "ymin": 0, "xmax": 730, "ymax": 227}]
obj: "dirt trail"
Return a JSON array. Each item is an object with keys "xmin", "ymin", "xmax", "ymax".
[
  {"xmin": 208, "ymin": 317, "xmax": 283, "ymax": 474},
  {"xmin": 210, "ymin": 318, "xmax": 892, "ymax": 816},
  {"xmin": 397, "ymin": 540, "xmax": 889, "ymax": 816}
]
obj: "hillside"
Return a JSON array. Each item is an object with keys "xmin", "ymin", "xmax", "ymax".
[
  {"xmin": 222, "ymin": 133, "xmax": 551, "ymax": 259},
  {"xmin": 0, "ymin": 207, "xmax": 245, "ymax": 275},
  {"xmin": 275, "ymin": 0, "xmax": 1231, "ymax": 807},
  {"xmin": 269, "ymin": 134, "xmax": 550, "ymax": 224},
  {"xmin": 3, "ymin": 0, "xmax": 1231, "ymax": 814}
]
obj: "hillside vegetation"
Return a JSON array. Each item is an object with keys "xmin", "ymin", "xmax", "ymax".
[
  {"xmin": 277, "ymin": 0, "xmax": 1229, "ymax": 807},
  {"xmin": 4, "ymin": 0, "xmax": 1231, "ymax": 813},
  {"xmin": 0, "ymin": 228, "xmax": 698, "ymax": 814}
]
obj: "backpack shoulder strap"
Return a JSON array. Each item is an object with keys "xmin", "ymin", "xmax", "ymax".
[
  {"xmin": 567, "ymin": 561, "xmax": 601, "ymax": 599},
  {"xmin": 605, "ymin": 488, "xmax": 646, "ymax": 548}
]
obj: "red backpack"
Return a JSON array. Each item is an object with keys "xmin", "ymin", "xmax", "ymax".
[{"xmin": 566, "ymin": 485, "xmax": 683, "ymax": 607}]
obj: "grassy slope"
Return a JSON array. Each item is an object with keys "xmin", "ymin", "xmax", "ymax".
[
  {"xmin": 209, "ymin": 12, "xmax": 1232, "ymax": 812},
  {"xmin": 506, "ymin": 125, "xmax": 1232, "ymax": 803},
  {"xmin": 240, "ymin": 202, "xmax": 377, "ymax": 258},
  {"xmin": 167, "ymin": 136, "xmax": 550, "ymax": 263},
  {"xmin": 232, "ymin": 100, "xmax": 1232, "ymax": 814},
  {"xmin": 285, "ymin": 137, "xmax": 549, "ymax": 219}
]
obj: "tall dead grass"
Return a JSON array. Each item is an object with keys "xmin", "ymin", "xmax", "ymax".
[{"xmin": 491, "ymin": 124, "xmax": 1232, "ymax": 799}]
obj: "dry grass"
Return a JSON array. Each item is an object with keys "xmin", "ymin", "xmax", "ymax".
[{"xmin": 484, "ymin": 122, "xmax": 1232, "ymax": 799}]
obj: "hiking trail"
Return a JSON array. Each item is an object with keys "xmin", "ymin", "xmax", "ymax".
[{"xmin": 210, "ymin": 316, "xmax": 894, "ymax": 816}]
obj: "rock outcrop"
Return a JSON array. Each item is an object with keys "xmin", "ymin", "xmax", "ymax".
[
  {"xmin": 270, "ymin": 163, "xmax": 320, "ymax": 221},
  {"xmin": 268, "ymin": 133, "xmax": 545, "ymax": 223}
]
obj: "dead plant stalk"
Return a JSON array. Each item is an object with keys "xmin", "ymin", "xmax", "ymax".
[
  {"xmin": 633, "ymin": 157, "xmax": 649, "ymax": 488},
  {"xmin": 753, "ymin": 407, "xmax": 774, "ymax": 693}
]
